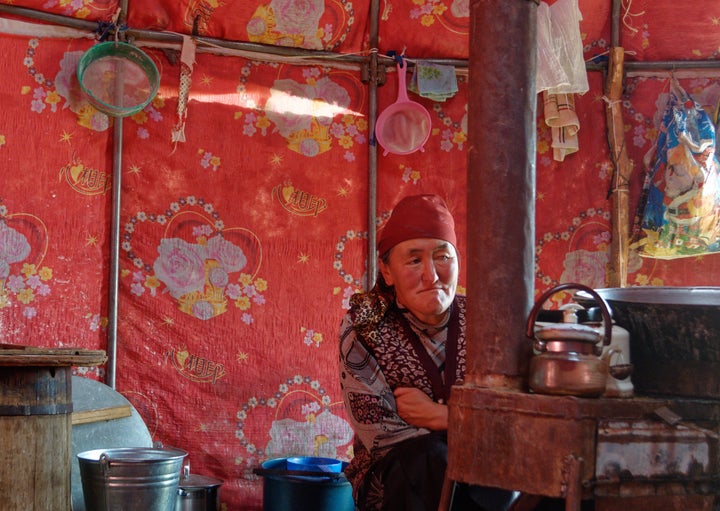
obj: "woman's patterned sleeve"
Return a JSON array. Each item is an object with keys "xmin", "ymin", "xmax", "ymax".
[{"xmin": 338, "ymin": 313, "xmax": 427, "ymax": 456}]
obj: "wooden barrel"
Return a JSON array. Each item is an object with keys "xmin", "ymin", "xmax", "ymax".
[{"xmin": 0, "ymin": 347, "xmax": 107, "ymax": 511}]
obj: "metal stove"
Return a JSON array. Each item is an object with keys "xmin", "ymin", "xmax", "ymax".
[{"xmin": 447, "ymin": 388, "xmax": 720, "ymax": 510}]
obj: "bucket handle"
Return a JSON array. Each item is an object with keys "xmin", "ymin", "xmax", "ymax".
[
  {"xmin": 99, "ymin": 452, "xmax": 112, "ymax": 477},
  {"xmin": 99, "ymin": 452, "xmax": 112, "ymax": 510}
]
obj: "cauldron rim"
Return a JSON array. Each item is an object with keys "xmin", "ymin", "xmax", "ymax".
[{"xmin": 590, "ymin": 286, "xmax": 720, "ymax": 306}]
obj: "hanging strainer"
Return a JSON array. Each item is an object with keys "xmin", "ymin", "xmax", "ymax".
[
  {"xmin": 77, "ymin": 41, "xmax": 160, "ymax": 117},
  {"xmin": 374, "ymin": 59, "xmax": 432, "ymax": 156}
]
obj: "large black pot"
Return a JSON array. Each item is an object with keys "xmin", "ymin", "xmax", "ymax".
[{"xmin": 593, "ymin": 287, "xmax": 720, "ymax": 398}]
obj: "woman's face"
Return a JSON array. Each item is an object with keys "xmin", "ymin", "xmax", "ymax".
[{"xmin": 379, "ymin": 238, "xmax": 458, "ymax": 325}]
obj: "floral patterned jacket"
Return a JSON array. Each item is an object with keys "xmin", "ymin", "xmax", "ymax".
[{"xmin": 338, "ymin": 288, "xmax": 467, "ymax": 506}]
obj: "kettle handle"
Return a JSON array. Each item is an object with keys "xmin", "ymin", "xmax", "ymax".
[{"xmin": 526, "ymin": 283, "xmax": 612, "ymax": 351}]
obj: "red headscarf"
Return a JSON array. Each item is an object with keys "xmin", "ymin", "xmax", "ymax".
[{"xmin": 377, "ymin": 194, "xmax": 456, "ymax": 256}]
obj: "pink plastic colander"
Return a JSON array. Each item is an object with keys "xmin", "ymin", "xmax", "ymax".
[{"xmin": 374, "ymin": 59, "xmax": 432, "ymax": 156}]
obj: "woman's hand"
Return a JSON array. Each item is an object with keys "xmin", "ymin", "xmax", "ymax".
[{"xmin": 393, "ymin": 387, "xmax": 448, "ymax": 431}]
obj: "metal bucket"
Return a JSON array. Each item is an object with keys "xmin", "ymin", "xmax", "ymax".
[
  {"xmin": 258, "ymin": 457, "xmax": 354, "ymax": 511},
  {"xmin": 175, "ymin": 465, "xmax": 223, "ymax": 511},
  {"xmin": 78, "ymin": 447, "xmax": 187, "ymax": 511},
  {"xmin": 71, "ymin": 376, "xmax": 154, "ymax": 511}
]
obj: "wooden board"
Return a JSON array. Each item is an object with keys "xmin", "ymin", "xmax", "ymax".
[
  {"xmin": 72, "ymin": 405, "xmax": 133, "ymax": 425},
  {"xmin": 0, "ymin": 345, "xmax": 107, "ymax": 367}
]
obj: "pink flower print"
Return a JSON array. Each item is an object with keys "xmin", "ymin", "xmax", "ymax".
[
  {"xmin": 6, "ymin": 274, "xmax": 25, "ymax": 293},
  {"xmin": 0, "ymin": 223, "xmax": 31, "ymax": 271},
  {"xmin": 451, "ymin": 0, "xmax": 470, "ymax": 17},
  {"xmin": 304, "ymin": 68, "xmax": 321, "ymax": 79},
  {"xmin": 130, "ymin": 281, "xmax": 145, "ymax": 297},
  {"xmin": 314, "ymin": 77, "xmax": 350, "ymax": 126},
  {"xmin": 153, "ymin": 238, "xmax": 207, "ymax": 299},
  {"xmin": 246, "ymin": 16, "xmax": 267, "ymax": 38},
  {"xmin": 148, "ymin": 108, "xmax": 163, "ymax": 122},
  {"xmin": 89, "ymin": 113, "xmax": 110, "ymax": 132},
  {"xmin": 26, "ymin": 275, "xmax": 41, "ymax": 289},
  {"xmin": 265, "ymin": 409, "xmax": 353, "ymax": 459},
  {"xmin": 200, "ymin": 152, "xmax": 214, "ymax": 169},
  {"xmin": 265, "ymin": 79, "xmax": 314, "ymax": 137},
  {"xmin": 593, "ymin": 231, "xmax": 611, "ymax": 246},
  {"xmin": 271, "ymin": 0, "xmax": 324, "ymax": 41},
  {"xmin": 225, "ymin": 283, "xmax": 242, "ymax": 300},
  {"xmin": 54, "ymin": 51, "xmax": 83, "ymax": 108},
  {"xmin": 322, "ymin": 23, "xmax": 333, "ymax": 43},
  {"xmin": 206, "ymin": 235, "xmax": 247, "ymax": 273},
  {"xmin": 330, "ymin": 122, "xmax": 345, "ymax": 138},
  {"xmin": 31, "ymin": 94, "xmax": 46, "ymax": 113},
  {"xmin": 560, "ymin": 249, "xmax": 609, "ymax": 290},
  {"xmin": 192, "ymin": 300, "xmax": 215, "ymax": 320},
  {"xmin": 243, "ymin": 122, "xmax": 258, "ymax": 137},
  {"xmin": 208, "ymin": 266, "xmax": 229, "ymax": 288},
  {"xmin": 35, "ymin": 283, "xmax": 50, "ymax": 297},
  {"xmin": 299, "ymin": 138, "xmax": 320, "ymax": 156},
  {"xmin": 302, "ymin": 401, "xmax": 320, "ymax": 416},
  {"xmin": 192, "ymin": 224, "xmax": 213, "ymax": 239}
]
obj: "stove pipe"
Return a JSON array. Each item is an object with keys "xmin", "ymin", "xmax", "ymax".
[{"xmin": 463, "ymin": 0, "xmax": 537, "ymax": 389}]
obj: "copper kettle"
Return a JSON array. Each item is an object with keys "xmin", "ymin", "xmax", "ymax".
[{"xmin": 526, "ymin": 283, "xmax": 613, "ymax": 397}]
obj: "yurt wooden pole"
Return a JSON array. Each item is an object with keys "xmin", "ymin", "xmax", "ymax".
[
  {"xmin": 605, "ymin": 0, "xmax": 630, "ymax": 288},
  {"xmin": 604, "ymin": 47, "xmax": 633, "ymax": 288},
  {"xmin": 611, "ymin": 0, "xmax": 621, "ymax": 47}
]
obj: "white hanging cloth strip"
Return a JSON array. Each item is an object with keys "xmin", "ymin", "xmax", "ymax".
[
  {"xmin": 536, "ymin": 0, "xmax": 589, "ymax": 161},
  {"xmin": 536, "ymin": 0, "xmax": 589, "ymax": 95},
  {"xmin": 0, "ymin": 16, "xmax": 94, "ymax": 39},
  {"xmin": 171, "ymin": 35, "xmax": 197, "ymax": 145},
  {"xmin": 543, "ymin": 92, "xmax": 581, "ymax": 161}
]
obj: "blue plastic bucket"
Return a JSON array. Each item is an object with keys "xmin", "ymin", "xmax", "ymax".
[
  {"xmin": 259, "ymin": 457, "xmax": 354, "ymax": 511},
  {"xmin": 286, "ymin": 456, "xmax": 343, "ymax": 474}
]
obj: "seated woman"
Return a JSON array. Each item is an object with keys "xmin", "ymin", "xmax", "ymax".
[{"xmin": 338, "ymin": 194, "xmax": 515, "ymax": 511}]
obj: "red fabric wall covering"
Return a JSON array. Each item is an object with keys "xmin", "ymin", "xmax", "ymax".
[{"xmin": 1, "ymin": 1, "xmax": 720, "ymax": 508}]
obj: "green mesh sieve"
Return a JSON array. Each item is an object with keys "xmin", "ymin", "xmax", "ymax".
[{"xmin": 77, "ymin": 41, "xmax": 160, "ymax": 117}]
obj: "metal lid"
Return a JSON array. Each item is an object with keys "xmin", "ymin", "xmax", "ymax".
[
  {"xmin": 535, "ymin": 323, "xmax": 601, "ymax": 343},
  {"xmin": 179, "ymin": 473, "xmax": 224, "ymax": 489}
]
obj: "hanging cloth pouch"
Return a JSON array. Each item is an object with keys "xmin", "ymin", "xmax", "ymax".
[
  {"xmin": 408, "ymin": 61, "xmax": 458, "ymax": 102},
  {"xmin": 632, "ymin": 80, "xmax": 720, "ymax": 258}
]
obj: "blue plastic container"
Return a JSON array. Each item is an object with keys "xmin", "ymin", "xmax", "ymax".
[
  {"xmin": 260, "ymin": 457, "xmax": 354, "ymax": 511},
  {"xmin": 286, "ymin": 456, "xmax": 343, "ymax": 474}
]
